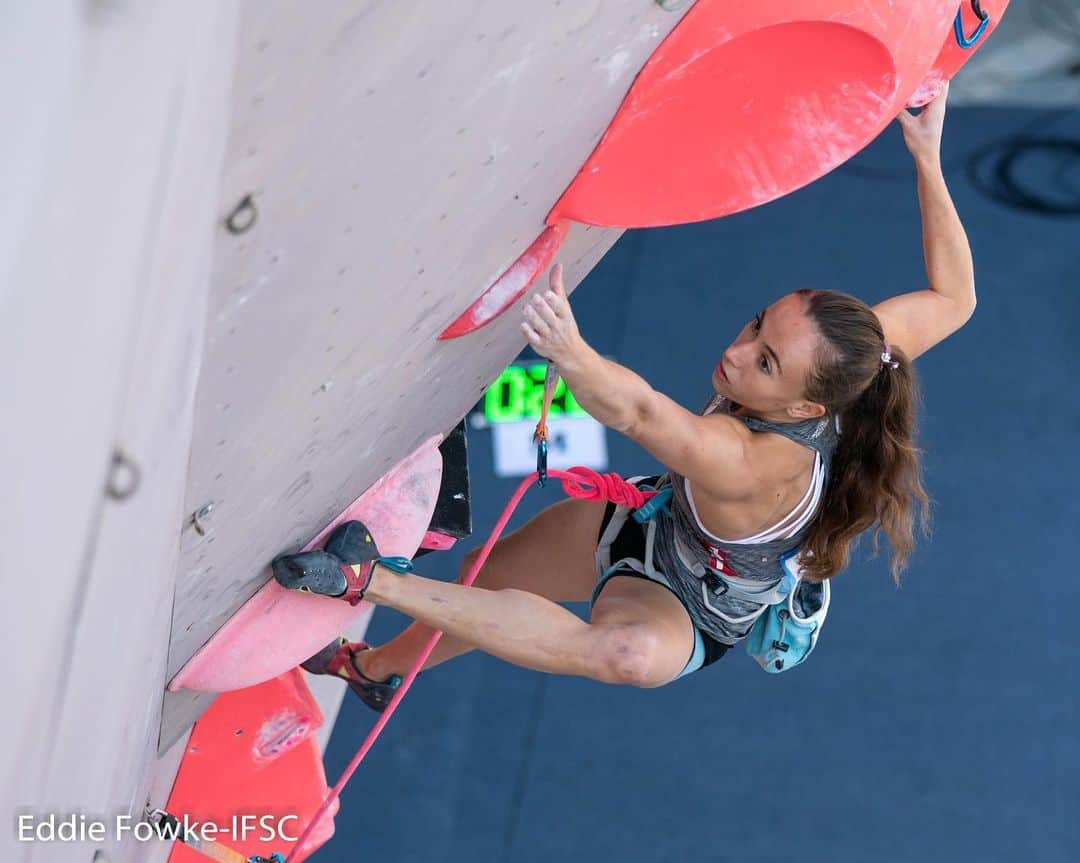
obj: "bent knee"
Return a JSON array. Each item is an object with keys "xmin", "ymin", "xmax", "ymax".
[{"xmin": 591, "ymin": 624, "xmax": 672, "ymax": 688}]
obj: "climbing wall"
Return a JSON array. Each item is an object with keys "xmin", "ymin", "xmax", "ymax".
[
  {"xmin": 5, "ymin": 0, "xmax": 1016, "ymax": 859},
  {"xmin": 1, "ymin": 3, "xmax": 240, "ymax": 863},
  {"xmin": 162, "ymin": 0, "xmax": 694, "ymax": 746}
]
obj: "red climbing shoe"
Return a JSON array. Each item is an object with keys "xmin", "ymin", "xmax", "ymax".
[{"xmin": 301, "ymin": 637, "xmax": 403, "ymax": 713}]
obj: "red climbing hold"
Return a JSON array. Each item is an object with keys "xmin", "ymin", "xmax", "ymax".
[
  {"xmin": 551, "ymin": 0, "xmax": 958, "ymax": 227},
  {"xmin": 165, "ymin": 670, "xmax": 334, "ymax": 863},
  {"xmin": 438, "ymin": 222, "xmax": 568, "ymax": 340}
]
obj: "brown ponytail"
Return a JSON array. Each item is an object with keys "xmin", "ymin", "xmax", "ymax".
[{"xmin": 798, "ymin": 290, "xmax": 930, "ymax": 583}]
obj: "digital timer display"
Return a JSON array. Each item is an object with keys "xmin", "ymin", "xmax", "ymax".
[{"xmin": 482, "ymin": 363, "xmax": 589, "ymax": 424}]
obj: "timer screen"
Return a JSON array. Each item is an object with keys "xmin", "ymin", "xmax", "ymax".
[{"xmin": 482, "ymin": 364, "xmax": 588, "ymax": 424}]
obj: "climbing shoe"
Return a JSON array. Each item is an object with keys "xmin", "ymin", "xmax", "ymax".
[
  {"xmin": 301, "ymin": 637, "xmax": 403, "ymax": 713},
  {"xmin": 272, "ymin": 520, "xmax": 381, "ymax": 604}
]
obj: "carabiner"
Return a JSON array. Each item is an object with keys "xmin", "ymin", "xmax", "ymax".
[
  {"xmin": 536, "ymin": 437, "xmax": 548, "ymax": 487},
  {"xmin": 953, "ymin": 0, "xmax": 989, "ymax": 49}
]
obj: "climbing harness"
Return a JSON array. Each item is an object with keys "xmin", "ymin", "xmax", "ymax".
[
  {"xmin": 600, "ymin": 475, "xmax": 831, "ymax": 674},
  {"xmin": 631, "ymin": 484, "xmax": 672, "ymax": 523},
  {"xmin": 143, "ymin": 807, "xmax": 284, "ymax": 863}
]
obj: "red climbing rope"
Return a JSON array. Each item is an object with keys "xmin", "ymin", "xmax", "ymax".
[{"xmin": 284, "ymin": 467, "xmax": 657, "ymax": 861}]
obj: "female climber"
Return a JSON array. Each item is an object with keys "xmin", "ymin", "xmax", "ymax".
[{"xmin": 273, "ymin": 87, "xmax": 975, "ymax": 710}]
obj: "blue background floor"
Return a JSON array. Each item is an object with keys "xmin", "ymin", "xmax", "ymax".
[{"xmin": 321, "ymin": 107, "xmax": 1079, "ymax": 862}]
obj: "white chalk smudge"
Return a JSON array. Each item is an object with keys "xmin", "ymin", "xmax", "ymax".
[
  {"xmin": 665, "ymin": 46, "xmax": 712, "ymax": 81},
  {"xmin": 601, "ymin": 48, "xmax": 632, "ymax": 85},
  {"xmin": 474, "ymin": 254, "xmax": 536, "ymax": 320},
  {"xmin": 906, "ymin": 68, "xmax": 947, "ymax": 108}
]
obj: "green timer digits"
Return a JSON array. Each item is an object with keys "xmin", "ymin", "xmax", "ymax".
[{"xmin": 483, "ymin": 364, "xmax": 588, "ymax": 424}]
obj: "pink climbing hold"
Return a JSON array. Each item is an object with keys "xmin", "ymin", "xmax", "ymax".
[
  {"xmin": 168, "ymin": 436, "xmax": 443, "ymax": 693},
  {"xmin": 419, "ymin": 530, "xmax": 458, "ymax": 552}
]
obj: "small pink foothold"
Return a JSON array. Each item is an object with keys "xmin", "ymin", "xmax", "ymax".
[{"xmin": 420, "ymin": 530, "xmax": 457, "ymax": 552}]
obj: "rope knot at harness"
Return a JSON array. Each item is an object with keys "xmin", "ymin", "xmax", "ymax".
[{"xmin": 557, "ymin": 466, "xmax": 657, "ymax": 509}]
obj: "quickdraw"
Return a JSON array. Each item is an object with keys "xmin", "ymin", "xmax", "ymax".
[{"xmin": 532, "ymin": 361, "xmax": 560, "ymax": 486}]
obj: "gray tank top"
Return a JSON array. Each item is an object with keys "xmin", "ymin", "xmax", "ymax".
[{"xmin": 651, "ymin": 394, "xmax": 840, "ymax": 645}]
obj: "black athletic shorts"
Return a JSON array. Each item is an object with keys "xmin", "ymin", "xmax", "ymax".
[{"xmin": 591, "ymin": 493, "xmax": 729, "ymax": 676}]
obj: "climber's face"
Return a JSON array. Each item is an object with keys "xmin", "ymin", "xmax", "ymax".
[{"xmin": 711, "ymin": 292, "xmax": 826, "ymax": 422}]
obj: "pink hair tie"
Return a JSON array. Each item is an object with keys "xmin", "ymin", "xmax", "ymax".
[{"xmin": 880, "ymin": 344, "xmax": 899, "ymax": 369}]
